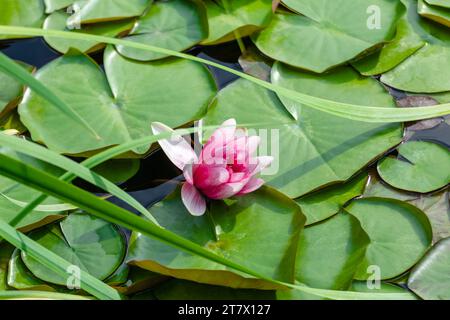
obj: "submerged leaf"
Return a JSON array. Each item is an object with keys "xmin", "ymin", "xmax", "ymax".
[{"xmin": 408, "ymin": 237, "xmax": 450, "ymax": 300}]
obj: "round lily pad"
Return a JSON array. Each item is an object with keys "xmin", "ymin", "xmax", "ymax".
[
  {"xmin": 44, "ymin": 0, "xmax": 76, "ymax": 13},
  {"xmin": 418, "ymin": 0, "xmax": 450, "ymax": 27},
  {"xmin": 377, "ymin": 141, "xmax": 450, "ymax": 193},
  {"xmin": 127, "ymin": 186, "xmax": 305, "ymax": 289},
  {"xmin": 18, "ymin": 46, "xmax": 216, "ymax": 155},
  {"xmin": 67, "ymin": 0, "xmax": 151, "ymax": 25},
  {"xmin": 295, "ymin": 212, "xmax": 370, "ymax": 290},
  {"xmin": 0, "ymin": 65, "xmax": 27, "ymax": 115},
  {"xmin": 296, "ymin": 174, "xmax": 368, "ymax": 225},
  {"xmin": 43, "ymin": 11, "xmax": 134, "ymax": 54},
  {"xmin": 408, "ymin": 237, "xmax": 450, "ymax": 300},
  {"xmin": 352, "ymin": 14, "xmax": 425, "ymax": 75},
  {"xmin": 380, "ymin": 0, "xmax": 450, "ymax": 93},
  {"xmin": 8, "ymin": 248, "xmax": 56, "ymax": 291},
  {"xmin": 346, "ymin": 197, "xmax": 432, "ymax": 280},
  {"xmin": 205, "ymin": 64, "xmax": 402, "ymax": 198},
  {"xmin": 425, "ymin": 0, "xmax": 450, "ymax": 7},
  {"xmin": 201, "ymin": 0, "xmax": 273, "ymax": 45},
  {"xmin": 0, "ymin": 0, "xmax": 46, "ymax": 39},
  {"xmin": 253, "ymin": 0, "xmax": 403, "ymax": 73},
  {"xmin": 116, "ymin": 0, "xmax": 208, "ymax": 61},
  {"xmin": 0, "ymin": 146, "xmax": 67, "ymax": 231},
  {"xmin": 22, "ymin": 212, "xmax": 126, "ymax": 285}
]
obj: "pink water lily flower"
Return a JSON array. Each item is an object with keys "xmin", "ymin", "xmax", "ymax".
[{"xmin": 152, "ymin": 119, "xmax": 273, "ymax": 216}]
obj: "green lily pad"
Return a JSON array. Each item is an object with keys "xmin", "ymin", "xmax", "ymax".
[
  {"xmin": 22, "ymin": 212, "xmax": 126, "ymax": 285},
  {"xmin": 18, "ymin": 47, "xmax": 216, "ymax": 155},
  {"xmin": 419, "ymin": 0, "xmax": 450, "ymax": 27},
  {"xmin": 127, "ymin": 186, "xmax": 304, "ymax": 289},
  {"xmin": 154, "ymin": 279, "xmax": 276, "ymax": 300},
  {"xmin": 114, "ymin": 266, "xmax": 166, "ymax": 294},
  {"xmin": 67, "ymin": 0, "xmax": 151, "ymax": 25},
  {"xmin": 7, "ymin": 248, "xmax": 56, "ymax": 291},
  {"xmin": 0, "ymin": 62, "xmax": 33, "ymax": 115},
  {"xmin": 201, "ymin": 0, "xmax": 273, "ymax": 45},
  {"xmin": 44, "ymin": 0, "xmax": 76, "ymax": 13},
  {"xmin": 350, "ymin": 281, "xmax": 417, "ymax": 298},
  {"xmin": 296, "ymin": 174, "xmax": 368, "ymax": 225},
  {"xmin": 43, "ymin": 11, "xmax": 134, "ymax": 54},
  {"xmin": 425, "ymin": 0, "xmax": 450, "ymax": 8},
  {"xmin": 116, "ymin": 0, "xmax": 208, "ymax": 61},
  {"xmin": 0, "ymin": 111, "xmax": 27, "ymax": 134},
  {"xmin": 0, "ymin": 243, "xmax": 14, "ymax": 290},
  {"xmin": 0, "ymin": 146, "xmax": 67, "ymax": 231},
  {"xmin": 104, "ymin": 262, "xmax": 129, "ymax": 286},
  {"xmin": 238, "ymin": 45, "xmax": 273, "ymax": 81},
  {"xmin": 365, "ymin": 172, "xmax": 450, "ymax": 244},
  {"xmin": 345, "ymin": 197, "xmax": 432, "ymax": 280},
  {"xmin": 380, "ymin": 0, "xmax": 450, "ymax": 93},
  {"xmin": 411, "ymin": 191, "xmax": 450, "ymax": 243},
  {"xmin": 253, "ymin": 0, "xmax": 403, "ymax": 73},
  {"xmin": 296, "ymin": 212, "xmax": 370, "ymax": 290},
  {"xmin": 377, "ymin": 141, "xmax": 450, "ymax": 193},
  {"xmin": 0, "ymin": 0, "xmax": 46, "ymax": 39},
  {"xmin": 352, "ymin": 14, "xmax": 425, "ymax": 75},
  {"xmin": 408, "ymin": 237, "xmax": 450, "ymax": 300},
  {"xmin": 205, "ymin": 64, "xmax": 402, "ymax": 198}
]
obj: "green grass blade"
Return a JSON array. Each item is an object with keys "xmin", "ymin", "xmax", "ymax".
[
  {"xmin": 0, "ymin": 154, "xmax": 415, "ymax": 300},
  {"xmin": 0, "ymin": 52, "xmax": 100, "ymax": 140},
  {"xmin": 0, "ymin": 291, "xmax": 92, "ymax": 300},
  {"xmin": 0, "ymin": 26, "xmax": 448, "ymax": 122},
  {"xmin": 0, "ymin": 192, "xmax": 77, "ymax": 212},
  {"xmin": 0, "ymin": 217, "xmax": 122, "ymax": 300},
  {"xmin": 0, "ymin": 133, "xmax": 158, "ymax": 225}
]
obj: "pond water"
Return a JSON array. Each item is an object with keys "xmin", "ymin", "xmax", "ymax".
[{"xmin": 1, "ymin": 37, "xmax": 449, "ymax": 212}]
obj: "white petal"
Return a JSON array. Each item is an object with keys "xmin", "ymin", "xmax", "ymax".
[
  {"xmin": 151, "ymin": 122, "xmax": 198, "ymax": 170},
  {"xmin": 181, "ymin": 183, "xmax": 206, "ymax": 216}
]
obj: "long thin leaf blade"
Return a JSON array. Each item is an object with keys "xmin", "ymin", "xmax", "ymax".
[
  {"xmin": 0, "ymin": 26, "xmax": 448, "ymax": 122},
  {"xmin": 0, "ymin": 291, "xmax": 92, "ymax": 300}
]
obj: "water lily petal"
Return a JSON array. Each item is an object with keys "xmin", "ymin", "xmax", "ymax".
[
  {"xmin": 183, "ymin": 163, "xmax": 194, "ymax": 185},
  {"xmin": 194, "ymin": 164, "xmax": 230, "ymax": 189},
  {"xmin": 202, "ymin": 180, "xmax": 249, "ymax": 199},
  {"xmin": 229, "ymin": 172, "xmax": 246, "ymax": 183},
  {"xmin": 181, "ymin": 182, "xmax": 206, "ymax": 216},
  {"xmin": 151, "ymin": 122, "xmax": 197, "ymax": 170},
  {"xmin": 248, "ymin": 156, "xmax": 274, "ymax": 176},
  {"xmin": 211, "ymin": 118, "xmax": 237, "ymax": 145},
  {"xmin": 237, "ymin": 178, "xmax": 265, "ymax": 195},
  {"xmin": 201, "ymin": 119, "xmax": 237, "ymax": 165}
]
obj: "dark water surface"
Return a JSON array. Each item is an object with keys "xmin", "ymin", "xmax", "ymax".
[{"xmin": 1, "ymin": 37, "xmax": 449, "ymax": 211}]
